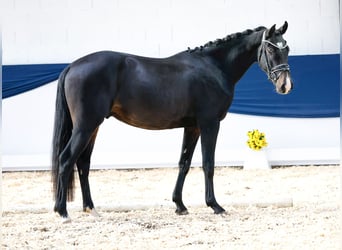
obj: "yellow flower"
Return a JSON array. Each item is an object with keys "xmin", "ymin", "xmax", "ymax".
[{"xmin": 246, "ymin": 129, "xmax": 268, "ymax": 151}]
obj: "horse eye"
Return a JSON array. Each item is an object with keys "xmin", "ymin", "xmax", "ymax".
[{"xmin": 266, "ymin": 45, "xmax": 274, "ymax": 53}]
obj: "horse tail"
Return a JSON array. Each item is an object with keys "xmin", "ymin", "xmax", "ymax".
[{"xmin": 51, "ymin": 65, "xmax": 75, "ymax": 201}]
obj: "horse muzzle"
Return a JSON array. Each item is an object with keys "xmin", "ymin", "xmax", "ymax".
[{"xmin": 274, "ymin": 70, "xmax": 293, "ymax": 95}]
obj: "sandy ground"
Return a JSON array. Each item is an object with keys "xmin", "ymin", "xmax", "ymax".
[{"xmin": 2, "ymin": 165, "xmax": 341, "ymax": 249}]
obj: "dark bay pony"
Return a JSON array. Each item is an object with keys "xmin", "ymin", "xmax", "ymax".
[{"xmin": 52, "ymin": 22, "xmax": 292, "ymax": 222}]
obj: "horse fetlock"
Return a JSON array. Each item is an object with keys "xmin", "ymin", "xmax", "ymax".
[
  {"xmin": 206, "ymin": 198, "xmax": 225, "ymax": 213},
  {"xmin": 55, "ymin": 209, "xmax": 71, "ymax": 223},
  {"xmin": 173, "ymin": 198, "xmax": 188, "ymax": 215},
  {"xmin": 54, "ymin": 202, "xmax": 68, "ymax": 217},
  {"xmin": 208, "ymin": 202, "xmax": 225, "ymax": 214}
]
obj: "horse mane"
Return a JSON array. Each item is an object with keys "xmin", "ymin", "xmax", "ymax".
[{"xmin": 187, "ymin": 26, "xmax": 266, "ymax": 53}]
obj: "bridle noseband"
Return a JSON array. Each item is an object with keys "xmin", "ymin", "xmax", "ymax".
[{"xmin": 258, "ymin": 31, "xmax": 290, "ymax": 82}]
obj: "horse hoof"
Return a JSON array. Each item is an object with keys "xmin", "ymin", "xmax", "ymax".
[
  {"xmin": 175, "ymin": 209, "xmax": 189, "ymax": 215},
  {"xmin": 215, "ymin": 210, "xmax": 227, "ymax": 216},
  {"xmin": 214, "ymin": 208, "xmax": 226, "ymax": 215},
  {"xmin": 85, "ymin": 207, "xmax": 100, "ymax": 217},
  {"xmin": 61, "ymin": 216, "xmax": 71, "ymax": 224},
  {"xmin": 55, "ymin": 211, "xmax": 71, "ymax": 223}
]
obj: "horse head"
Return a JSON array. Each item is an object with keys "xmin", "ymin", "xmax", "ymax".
[{"xmin": 258, "ymin": 21, "xmax": 293, "ymax": 95}]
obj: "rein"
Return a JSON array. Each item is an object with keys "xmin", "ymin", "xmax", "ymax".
[{"xmin": 258, "ymin": 31, "xmax": 290, "ymax": 81}]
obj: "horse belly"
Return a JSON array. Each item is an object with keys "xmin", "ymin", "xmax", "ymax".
[{"xmin": 111, "ymin": 97, "xmax": 193, "ymax": 130}]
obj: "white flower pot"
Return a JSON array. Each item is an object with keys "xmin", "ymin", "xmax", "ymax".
[{"xmin": 243, "ymin": 149, "xmax": 270, "ymax": 169}]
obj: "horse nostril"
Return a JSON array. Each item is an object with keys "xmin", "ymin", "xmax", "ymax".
[
  {"xmin": 277, "ymin": 81, "xmax": 292, "ymax": 95},
  {"xmin": 281, "ymin": 84, "xmax": 287, "ymax": 93},
  {"xmin": 283, "ymin": 85, "xmax": 286, "ymax": 92}
]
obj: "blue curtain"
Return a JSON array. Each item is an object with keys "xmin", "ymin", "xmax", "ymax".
[
  {"xmin": 3, "ymin": 64, "xmax": 68, "ymax": 99},
  {"xmin": 2, "ymin": 54, "xmax": 339, "ymax": 118},
  {"xmin": 230, "ymin": 54, "xmax": 340, "ymax": 117}
]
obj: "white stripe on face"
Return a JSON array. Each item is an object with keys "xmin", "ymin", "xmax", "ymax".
[
  {"xmin": 285, "ymin": 74, "xmax": 292, "ymax": 93},
  {"xmin": 277, "ymin": 42, "xmax": 284, "ymax": 48}
]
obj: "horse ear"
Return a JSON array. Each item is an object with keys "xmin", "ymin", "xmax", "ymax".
[
  {"xmin": 278, "ymin": 21, "xmax": 288, "ymax": 35},
  {"xmin": 266, "ymin": 24, "xmax": 276, "ymax": 39}
]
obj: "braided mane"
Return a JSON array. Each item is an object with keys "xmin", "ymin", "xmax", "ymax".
[{"xmin": 188, "ymin": 26, "xmax": 266, "ymax": 52}]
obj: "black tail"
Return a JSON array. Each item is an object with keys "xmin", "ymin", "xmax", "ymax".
[{"xmin": 51, "ymin": 66, "xmax": 75, "ymax": 201}]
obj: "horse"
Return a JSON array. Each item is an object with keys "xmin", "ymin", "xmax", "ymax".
[{"xmin": 52, "ymin": 21, "xmax": 292, "ymax": 222}]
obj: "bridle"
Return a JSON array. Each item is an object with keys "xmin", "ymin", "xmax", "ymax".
[{"xmin": 258, "ymin": 31, "xmax": 290, "ymax": 82}]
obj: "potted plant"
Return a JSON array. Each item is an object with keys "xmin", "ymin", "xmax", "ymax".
[{"xmin": 244, "ymin": 129, "xmax": 270, "ymax": 169}]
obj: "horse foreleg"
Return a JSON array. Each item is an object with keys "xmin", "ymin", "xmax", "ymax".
[
  {"xmin": 200, "ymin": 121, "xmax": 225, "ymax": 214},
  {"xmin": 172, "ymin": 127, "xmax": 200, "ymax": 215},
  {"xmin": 76, "ymin": 128, "xmax": 100, "ymax": 217}
]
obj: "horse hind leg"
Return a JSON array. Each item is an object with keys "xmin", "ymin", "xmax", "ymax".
[
  {"xmin": 172, "ymin": 127, "xmax": 200, "ymax": 215},
  {"xmin": 54, "ymin": 126, "xmax": 102, "ymax": 222},
  {"xmin": 76, "ymin": 128, "xmax": 100, "ymax": 217}
]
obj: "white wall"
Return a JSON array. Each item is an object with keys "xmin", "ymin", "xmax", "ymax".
[
  {"xmin": 2, "ymin": 0, "xmax": 340, "ymax": 170},
  {"xmin": 2, "ymin": 0, "xmax": 340, "ymax": 64}
]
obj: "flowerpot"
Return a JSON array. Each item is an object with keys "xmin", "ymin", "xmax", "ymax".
[{"xmin": 243, "ymin": 149, "xmax": 270, "ymax": 169}]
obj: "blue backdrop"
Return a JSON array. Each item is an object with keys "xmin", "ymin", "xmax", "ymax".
[
  {"xmin": 230, "ymin": 54, "xmax": 340, "ymax": 117},
  {"xmin": 3, "ymin": 63, "xmax": 68, "ymax": 99},
  {"xmin": 2, "ymin": 54, "xmax": 339, "ymax": 118}
]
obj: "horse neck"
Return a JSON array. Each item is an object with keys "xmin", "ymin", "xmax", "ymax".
[{"xmin": 207, "ymin": 30, "xmax": 265, "ymax": 84}]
